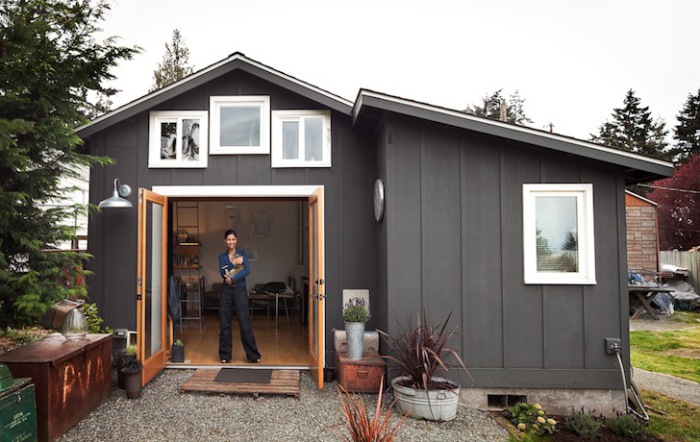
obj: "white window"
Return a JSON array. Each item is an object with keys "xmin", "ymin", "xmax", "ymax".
[
  {"xmin": 271, "ymin": 110, "xmax": 331, "ymax": 168},
  {"xmin": 523, "ymin": 184, "xmax": 596, "ymax": 285},
  {"xmin": 148, "ymin": 111, "xmax": 208, "ymax": 168},
  {"xmin": 210, "ymin": 96, "xmax": 270, "ymax": 154}
]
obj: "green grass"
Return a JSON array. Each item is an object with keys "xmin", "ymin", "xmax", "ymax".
[
  {"xmin": 644, "ymin": 389, "xmax": 700, "ymax": 442},
  {"xmin": 630, "ymin": 315, "xmax": 700, "ymax": 383}
]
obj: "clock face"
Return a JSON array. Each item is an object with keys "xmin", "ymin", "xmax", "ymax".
[{"xmin": 374, "ymin": 179, "xmax": 385, "ymax": 221}]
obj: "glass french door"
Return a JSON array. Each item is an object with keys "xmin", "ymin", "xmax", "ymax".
[
  {"xmin": 308, "ymin": 187, "xmax": 325, "ymax": 389},
  {"xmin": 137, "ymin": 189, "xmax": 168, "ymax": 386}
]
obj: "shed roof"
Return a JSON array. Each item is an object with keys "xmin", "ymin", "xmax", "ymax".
[
  {"xmin": 353, "ymin": 90, "xmax": 674, "ymax": 184},
  {"xmin": 76, "ymin": 52, "xmax": 353, "ymax": 139}
]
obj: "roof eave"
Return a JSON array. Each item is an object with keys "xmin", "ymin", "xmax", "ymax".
[
  {"xmin": 353, "ymin": 90, "xmax": 674, "ymax": 184},
  {"xmin": 77, "ymin": 52, "xmax": 353, "ymax": 139}
]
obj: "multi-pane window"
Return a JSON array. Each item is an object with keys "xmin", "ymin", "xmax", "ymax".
[
  {"xmin": 148, "ymin": 111, "xmax": 208, "ymax": 168},
  {"xmin": 272, "ymin": 110, "xmax": 331, "ymax": 167}
]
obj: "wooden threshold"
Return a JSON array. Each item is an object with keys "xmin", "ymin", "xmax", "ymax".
[{"xmin": 180, "ymin": 368, "xmax": 300, "ymax": 398}]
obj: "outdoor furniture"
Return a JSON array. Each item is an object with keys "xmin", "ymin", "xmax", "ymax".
[{"xmin": 628, "ymin": 286, "xmax": 674, "ymax": 320}]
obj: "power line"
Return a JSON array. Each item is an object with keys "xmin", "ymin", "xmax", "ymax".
[{"xmin": 638, "ymin": 183, "xmax": 700, "ymax": 194}]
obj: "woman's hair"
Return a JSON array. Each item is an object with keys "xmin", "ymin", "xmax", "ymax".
[{"xmin": 224, "ymin": 229, "xmax": 238, "ymax": 239}]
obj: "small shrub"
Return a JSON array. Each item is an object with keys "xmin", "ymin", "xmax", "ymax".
[
  {"xmin": 564, "ymin": 408, "xmax": 601, "ymax": 439},
  {"xmin": 120, "ymin": 357, "xmax": 142, "ymax": 374},
  {"xmin": 606, "ymin": 413, "xmax": 648, "ymax": 439},
  {"xmin": 507, "ymin": 402, "xmax": 557, "ymax": 436},
  {"xmin": 330, "ymin": 378, "xmax": 405, "ymax": 441},
  {"xmin": 174, "ymin": 339, "xmax": 184, "ymax": 346},
  {"xmin": 81, "ymin": 303, "xmax": 112, "ymax": 334}
]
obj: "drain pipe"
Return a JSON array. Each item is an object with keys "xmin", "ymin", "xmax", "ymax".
[{"xmin": 610, "ymin": 340, "xmax": 649, "ymax": 421}]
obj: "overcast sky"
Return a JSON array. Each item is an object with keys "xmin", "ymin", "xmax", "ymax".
[{"xmin": 98, "ymin": 0, "xmax": 700, "ymax": 142}]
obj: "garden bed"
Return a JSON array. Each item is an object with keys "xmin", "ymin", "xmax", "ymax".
[{"xmin": 494, "ymin": 411, "xmax": 664, "ymax": 441}]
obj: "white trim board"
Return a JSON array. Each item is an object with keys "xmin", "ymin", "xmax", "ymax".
[{"xmin": 152, "ymin": 185, "xmax": 321, "ymax": 198}]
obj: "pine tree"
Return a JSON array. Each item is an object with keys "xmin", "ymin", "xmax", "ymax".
[
  {"xmin": 150, "ymin": 29, "xmax": 194, "ymax": 92},
  {"xmin": 591, "ymin": 89, "xmax": 669, "ymax": 160},
  {"xmin": 670, "ymin": 89, "xmax": 700, "ymax": 162},
  {"xmin": 465, "ymin": 89, "xmax": 533, "ymax": 125},
  {"xmin": 0, "ymin": 0, "xmax": 138, "ymax": 325}
]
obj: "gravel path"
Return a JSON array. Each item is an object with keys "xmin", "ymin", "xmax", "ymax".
[{"xmin": 58, "ymin": 369, "xmax": 508, "ymax": 442}]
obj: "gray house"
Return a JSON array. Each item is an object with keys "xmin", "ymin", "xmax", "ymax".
[{"xmin": 76, "ymin": 52, "xmax": 673, "ymax": 414}]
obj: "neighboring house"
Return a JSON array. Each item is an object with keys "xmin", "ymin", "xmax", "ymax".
[
  {"xmin": 39, "ymin": 164, "xmax": 89, "ymax": 250},
  {"xmin": 75, "ymin": 52, "xmax": 673, "ymax": 414},
  {"xmin": 625, "ymin": 191, "xmax": 659, "ymax": 276}
]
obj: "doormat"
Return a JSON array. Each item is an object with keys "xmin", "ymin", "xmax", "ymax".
[{"xmin": 214, "ymin": 368, "xmax": 272, "ymax": 384}]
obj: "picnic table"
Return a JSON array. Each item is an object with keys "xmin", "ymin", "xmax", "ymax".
[{"xmin": 629, "ymin": 285, "xmax": 674, "ymax": 320}]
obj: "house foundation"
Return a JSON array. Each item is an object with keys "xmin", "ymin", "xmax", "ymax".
[{"xmin": 461, "ymin": 387, "xmax": 627, "ymax": 417}]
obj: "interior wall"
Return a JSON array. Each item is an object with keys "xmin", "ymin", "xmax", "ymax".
[{"xmin": 175, "ymin": 200, "xmax": 304, "ymax": 291}]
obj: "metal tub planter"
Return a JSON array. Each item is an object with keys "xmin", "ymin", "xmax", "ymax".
[{"xmin": 391, "ymin": 376, "xmax": 460, "ymax": 422}]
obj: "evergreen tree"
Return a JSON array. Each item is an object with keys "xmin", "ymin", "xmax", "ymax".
[
  {"xmin": 670, "ymin": 88, "xmax": 700, "ymax": 162},
  {"xmin": 150, "ymin": 29, "xmax": 194, "ymax": 92},
  {"xmin": 465, "ymin": 89, "xmax": 533, "ymax": 125},
  {"xmin": 590, "ymin": 89, "xmax": 669, "ymax": 160},
  {"xmin": 0, "ymin": 0, "xmax": 138, "ymax": 325}
]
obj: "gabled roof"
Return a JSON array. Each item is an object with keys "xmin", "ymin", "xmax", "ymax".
[
  {"xmin": 76, "ymin": 52, "xmax": 353, "ymax": 138},
  {"xmin": 353, "ymin": 90, "xmax": 674, "ymax": 184}
]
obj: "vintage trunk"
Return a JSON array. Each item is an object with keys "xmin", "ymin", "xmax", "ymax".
[
  {"xmin": 0, "ymin": 334, "xmax": 112, "ymax": 441},
  {"xmin": 335, "ymin": 350, "xmax": 386, "ymax": 393}
]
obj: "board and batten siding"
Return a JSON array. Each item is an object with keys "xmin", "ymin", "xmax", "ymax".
[
  {"xmin": 381, "ymin": 114, "xmax": 628, "ymax": 390},
  {"xmin": 86, "ymin": 70, "xmax": 379, "ymax": 355}
]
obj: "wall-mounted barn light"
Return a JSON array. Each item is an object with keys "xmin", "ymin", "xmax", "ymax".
[{"xmin": 98, "ymin": 178, "xmax": 132, "ymax": 209}]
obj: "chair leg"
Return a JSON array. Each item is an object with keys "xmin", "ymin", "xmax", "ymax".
[{"xmin": 283, "ymin": 297, "xmax": 290, "ymax": 324}]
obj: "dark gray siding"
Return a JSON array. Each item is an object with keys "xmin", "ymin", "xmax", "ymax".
[
  {"xmin": 85, "ymin": 70, "xmax": 378, "ymax": 354},
  {"xmin": 382, "ymin": 114, "xmax": 628, "ymax": 389}
]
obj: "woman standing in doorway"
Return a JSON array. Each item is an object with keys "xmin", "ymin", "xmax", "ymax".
[{"xmin": 218, "ymin": 229, "xmax": 261, "ymax": 363}]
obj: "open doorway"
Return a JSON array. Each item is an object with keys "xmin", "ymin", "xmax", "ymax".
[{"xmin": 170, "ymin": 198, "xmax": 310, "ymax": 367}]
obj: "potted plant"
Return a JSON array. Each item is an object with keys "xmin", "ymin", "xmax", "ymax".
[
  {"xmin": 115, "ymin": 344, "xmax": 137, "ymax": 389},
  {"xmin": 378, "ymin": 309, "xmax": 470, "ymax": 422},
  {"xmin": 171, "ymin": 338, "xmax": 185, "ymax": 363},
  {"xmin": 342, "ymin": 297, "xmax": 370, "ymax": 360},
  {"xmin": 121, "ymin": 357, "xmax": 143, "ymax": 399}
]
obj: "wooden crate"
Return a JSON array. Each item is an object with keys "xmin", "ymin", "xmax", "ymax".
[{"xmin": 336, "ymin": 350, "xmax": 386, "ymax": 393}]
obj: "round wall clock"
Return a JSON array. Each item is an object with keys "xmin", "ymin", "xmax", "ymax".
[{"xmin": 374, "ymin": 179, "xmax": 385, "ymax": 221}]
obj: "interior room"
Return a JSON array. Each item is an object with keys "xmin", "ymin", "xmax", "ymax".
[{"xmin": 170, "ymin": 198, "xmax": 309, "ymax": 366}]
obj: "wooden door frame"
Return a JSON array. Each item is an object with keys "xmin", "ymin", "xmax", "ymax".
[
  {"xmin": 137, "ymin": 188, "xmax": 169, "ymax": 386},
  {"xmin": 152, "ymin": 185, "xmax": 326, "ymax": 384}
]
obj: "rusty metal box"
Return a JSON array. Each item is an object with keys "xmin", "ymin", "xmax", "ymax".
[
  {"xmin": 336, "ymin": 350, "xmax": 386, "ymax": 393},
  {"xmin": 0, "ymin": 334, "xmax": 112, "ymax": 442}
]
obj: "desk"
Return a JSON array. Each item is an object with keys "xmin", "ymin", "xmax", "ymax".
[{"xmin": 629, "ymin": 286, "xmax": 673, "ymax": 320}]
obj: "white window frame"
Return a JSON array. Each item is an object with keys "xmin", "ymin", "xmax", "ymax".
[
  {"xmin": 523, "ymin": 183, "xmax": 596, "ymax": 285},
  {"xmin": 210, "ymin": 96, "xmax": 270, "ymax": 155},
  {"xmin": 148, "ymin": 111, "xmax": 208, "ymax": 168},
  {"xmin": 271, "ymin": 110, "xmax": 331, "ymax": 168}
]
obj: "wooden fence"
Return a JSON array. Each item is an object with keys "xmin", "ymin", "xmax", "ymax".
[{"xmin": 659, "ymin": 250, "xmax": 700, "ymax": 293}]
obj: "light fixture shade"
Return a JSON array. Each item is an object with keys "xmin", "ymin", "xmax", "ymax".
[{"xmin": 98, "ymin": 178, "xmax": 133, "ymax": 209}]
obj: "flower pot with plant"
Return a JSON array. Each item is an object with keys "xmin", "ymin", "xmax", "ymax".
[
  {"xmin": 116, "ymin": 344, "xmax": 137, "ymax": 389},
  {"xmin": 121, "ymin": 357, "xmax": 143, "ymax": 399},
  {"xmin": 171, "ymin": 338, "xmax": 185, "ymax": 363},
  {"xmin": 378, "ymin": 309, "xmax": 470, "ymax": 422},
  {"xmin": 342, "ymin": 297, "xmax": 370, "ymax": 360}
]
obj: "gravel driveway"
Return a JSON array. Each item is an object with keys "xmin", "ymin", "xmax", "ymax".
[{"xmin": 58, "ymin": 369, "xmax": 508, "ymax": 442}]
